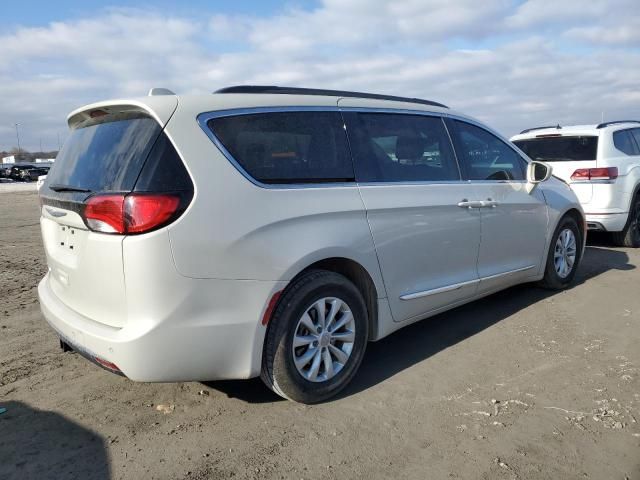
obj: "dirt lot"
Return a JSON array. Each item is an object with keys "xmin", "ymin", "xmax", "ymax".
[{"xmin": 1, "ymin": 190, "xmax": 639, "ymax": 480}]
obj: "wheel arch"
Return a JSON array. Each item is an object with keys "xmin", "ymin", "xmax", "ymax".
[
  {"xmin": 279, "ymin": 257, "xmax": 380, "ymax": 342},
  {"xmin": 551, "ymin": 207, "xmax": 586, "ymax": 264},
  {"xmin": 563, "ymin": 208, "xmax": 586, "ymax": 243}
]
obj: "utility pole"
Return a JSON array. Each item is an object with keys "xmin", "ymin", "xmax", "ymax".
[
  {"xmin": 14, "ymin": 123, "xmax": 21, "ymax": 153},
  {"xmin": 39, "ymin": 138, "xmax": 43, "ymax": 153},
  {"xmin": 57, "ymin": 133, "xmax": 61, "ymax": 150}
]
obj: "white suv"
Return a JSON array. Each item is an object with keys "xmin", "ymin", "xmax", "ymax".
[
  {"xmin": 511, "ymin": 121, "xmax": 640, "ymax": 247},
  {"xmin": 38, "ymin": 86, "xmax": 584, "ymax": 402}
]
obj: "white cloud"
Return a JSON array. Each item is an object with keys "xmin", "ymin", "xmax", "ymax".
[
  {"xmin": 0, "ymin": 1, "xmax": 639, "ymax": 151},
  {"xmin": 565, "ymin": 19, "xmax": 640, "ymax": 47}
]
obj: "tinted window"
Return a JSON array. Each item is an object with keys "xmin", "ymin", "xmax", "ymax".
[
  {"xmin": 344, "ymin": 113, "xmax": 459, "ymax": 182},
  {"xmin": 514, "ymin": 136, "xmax": 598, "ymax": 162},
  {"xmin": 613, "ymin": 129, "xmax": 640, "ymax": 156},
  {"xmin": 46, "ymin": 113, "xmax": 162, "ymax": 192},
  {"xmin": 134, "ymin": 132, "xmax": 193, "ymax": 192},
  {"xmin": 631, "ymin": 129, "xmax": 640, "ymax": 152},
  {"xmin": 450, "ymin": 121, "xmax": 525, "ymax": 181},
  {"xmin": 208, "ymin": 112, "xmax": 354, "ymax": 184}
]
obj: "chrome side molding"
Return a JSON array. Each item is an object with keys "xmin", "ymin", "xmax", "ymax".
[
  {"xmin": 400, "ymin": 265, "xmax": 536, "ymax": 301},
  {"xmin": 400, "ymin": 278, "xmax": 479, "ymax": 300}
]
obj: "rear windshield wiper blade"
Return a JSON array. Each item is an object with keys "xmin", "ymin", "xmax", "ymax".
[{"xmin": 49, "ymin": 184, "xmax": 92, "ymax": 193}]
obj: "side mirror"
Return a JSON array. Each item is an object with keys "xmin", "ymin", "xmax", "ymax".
[{"xmin": 526, "ymin": 161, "xmax": 552, "ymax": 193}]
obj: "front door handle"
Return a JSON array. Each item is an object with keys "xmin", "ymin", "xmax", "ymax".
[
  {"xmin": 458, "ymin": 200, "xmax": 485, "ymax": 209},
  {"xmin": 458, "ymin": 199, "xmax": 500, "ymax": 209}
]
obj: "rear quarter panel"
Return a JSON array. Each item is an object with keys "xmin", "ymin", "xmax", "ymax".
[{"xmin": 162, "ymin": 100, "xmax": 386, "ymax": 296}]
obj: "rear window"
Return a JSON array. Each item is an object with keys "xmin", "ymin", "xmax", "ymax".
[
  {"xmin": 46, "ymin": 112, "xmax": 162, "ymax": 192},
  {"xmin": 513, "ymin": 136, "xmax": 598, "ymax": 162},
  {"xmin": 208, "ymin": 111, "xmax": 354, "ymax": 184}
]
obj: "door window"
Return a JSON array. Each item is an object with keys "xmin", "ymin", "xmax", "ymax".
[
  {"xmin": 450, "ymin": 120, "xmax": 525, "ymax": 181},
  {"xmin": 344, "ymin": 112, "xmax": 460, "ymax": 182}
]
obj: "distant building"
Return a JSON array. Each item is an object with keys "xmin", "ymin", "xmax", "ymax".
[
  {"xmin": 2, "ymin": 155, "xmax": 16, "ymax": 164},
  {"xmin": 35, "ymin": 158, "xmax": 55, "ymax": 163}
]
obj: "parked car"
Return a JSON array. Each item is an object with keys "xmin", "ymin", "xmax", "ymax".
[
  {"xmin": 18, "ymin": 166, "xmax": 49, "ymax": 182},
  {"xmin": 38, "ymin": 86, "xmax": 585, "ymax": 403},
  {"xmin": 9, "ymin": 164, "xmax": 37, "ymax": 181},
  {"xmin": 511, "ymin": 121, "xmax": 640, "ymax": 247}
]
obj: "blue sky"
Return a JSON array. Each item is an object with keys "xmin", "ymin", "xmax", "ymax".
[
  {"xmin": 1, "ymin": 0, "xmax": 639, "ymax": 151},
  {"xmin": 2, "ymin": 1, "xmax": 313, "ymax": 26}
]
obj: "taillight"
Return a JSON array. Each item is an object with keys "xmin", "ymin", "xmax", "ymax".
[
  {"xmin": 570, "ymin": 167, "xmax": 618, "ymax": 181},
  {"xmin": 125, "ymin": 194, "xmax": 180, "ymax": 233},
  {"xmin": 84, "ymin": 193, "xmax": 181, "ymax": 234}
]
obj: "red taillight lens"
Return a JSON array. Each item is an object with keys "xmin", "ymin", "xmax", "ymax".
[
  {"xmin": 84, "ymin": 194, "xmax": 126, "ymax": 233},
  {"xmin": 589, "ymin": 167, "xmax": 618, "ymax": 180},
  {"xmin": 570, "ymin": 167, "xmax": 618, "ymax": 181},
  {"xmin": 84, "ymin": 193, "xmax": 180, "ymax": 234},
  {"xmin": 125, "ymin": 194, "xmax": 180, "ymax": 233}
]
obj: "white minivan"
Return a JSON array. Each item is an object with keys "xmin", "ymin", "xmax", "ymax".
[{"xmin": 38, "ymin": 86, "xmax": 585, "ymax": 402}]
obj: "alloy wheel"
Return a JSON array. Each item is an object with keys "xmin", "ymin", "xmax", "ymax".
[
  {"xmin": 292, "ymin": 297, "xmax": 355, "ymax": 383},
  {"xmin": 554, "ymin": 228, "xmax": 577, "ymax": 278}
]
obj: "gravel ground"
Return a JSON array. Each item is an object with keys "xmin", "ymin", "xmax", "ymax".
[
  {"xmin": 0, "ymin": 181, "xmax": 38, "ymax": 193},
  {"xmin": 1, "ymin": 191, "xmax": 639, "ymax": 480}
]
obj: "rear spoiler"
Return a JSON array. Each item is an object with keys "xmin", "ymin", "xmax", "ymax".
[{"xmin": 67, "ymin": 96, "xmax": 178, "ymax": 130}]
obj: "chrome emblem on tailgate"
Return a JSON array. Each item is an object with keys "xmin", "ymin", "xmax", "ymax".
[{"xmin": 46, "ymin": 208, "xmax": 67, "ymax": 218}]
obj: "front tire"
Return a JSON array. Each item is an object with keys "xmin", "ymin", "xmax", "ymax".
[
  {"xmin": 539, "ymin": 216, "xmax": 581, "ymax": 290},
  {"xmin": 261, "ymin": 270, "xmax": 368, "ymax": 403},
  {"xmin": 612, "ymin": 195, "xmax": 640, "ymax": 248}
]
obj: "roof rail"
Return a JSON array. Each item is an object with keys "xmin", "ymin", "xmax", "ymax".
[
  {"xmin": 214, "ymin": 85, "xmax": 449, "ymax": 109},
  {"xmin": 596, "ymin": 120, "xmax": 640, "ymax": 129},
  {"xmin": 519, "ymin": 124, "xmax": 562, "ymax": 135}
]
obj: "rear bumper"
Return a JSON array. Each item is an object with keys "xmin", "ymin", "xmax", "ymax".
[
  {"xmin": 585, "ymin": 213, "xmax": 627, "ymax": 232},
  {"xmin": 38, "ymin": 273, "xmax": 285, "ymax": 381}
]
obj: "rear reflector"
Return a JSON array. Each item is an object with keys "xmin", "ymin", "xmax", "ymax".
[
  {"xmin": 570, "ymin": 167, "xmax": 618, "ymax": 181},
  {"xmin": 261, "ymin": 290, "xmax": 283, "ymax": 326},
  {"xmin": 94, "ymin": 356, "xmax": 122, "ymax": 373},
  {"xmin": 84, "ymin": 193, "xmax": 180, "ymax": 234}
]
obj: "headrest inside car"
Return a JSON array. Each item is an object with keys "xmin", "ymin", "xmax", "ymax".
[{"xmin": 396, "ymin": 136, "xmax": 425, "ymax": 161}]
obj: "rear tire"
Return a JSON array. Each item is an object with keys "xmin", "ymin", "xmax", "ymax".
[
  {"xmin": 539, "ymin": 216, "xmax": 581, "ymax": 290},
  {"xmin": 261, "ymin": 270, "xmax": 368, "ymax": 403},
  {"xmin": 612, "ymin": 195, "xmax": 640, "ymax": 248}
]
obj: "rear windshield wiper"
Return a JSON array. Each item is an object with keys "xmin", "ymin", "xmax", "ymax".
[{"xmin": 49, "ymin": 184, "xmax": 92, "ymax": 193}]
